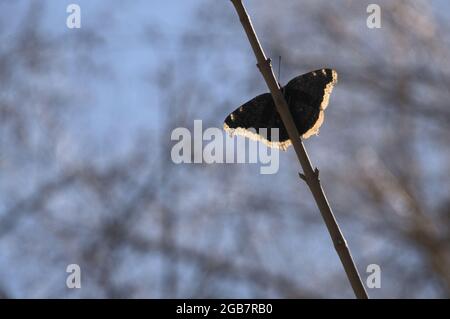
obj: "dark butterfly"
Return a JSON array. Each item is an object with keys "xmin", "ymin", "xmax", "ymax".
[{"xmin": 224, "ymin": 68, "xmax": 338, "ymax": 150}]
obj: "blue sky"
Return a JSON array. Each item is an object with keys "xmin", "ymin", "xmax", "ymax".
[{"xmin": 34, "ymin": 1, "xmax": 207, "ymax": 159}]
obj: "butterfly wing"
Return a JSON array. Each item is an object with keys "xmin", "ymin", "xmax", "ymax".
[
  {"xmin": 284, "ymin": 68, "xmax": 337, "ymax": 139},
  {"xmin": 223, "ymin": 93, "xmax": 290, "ymax": 149},
  {"xmin": 223, "ymin": 68, "xmax": 338, "ymax": 150}
]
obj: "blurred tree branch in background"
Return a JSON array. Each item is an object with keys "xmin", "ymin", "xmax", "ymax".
[{"xmin": 0, "ymin": 0, "xmax": 449, "ymax": 298}]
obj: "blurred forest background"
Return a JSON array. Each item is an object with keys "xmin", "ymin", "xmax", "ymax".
[{"xmin": 0, "ymin": 0, "xmax": 449, "ymax": 298}]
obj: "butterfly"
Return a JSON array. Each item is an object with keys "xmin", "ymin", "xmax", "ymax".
[{"xmin": 223, "ymin": 68, "xmax": 338, "ymax": 150}]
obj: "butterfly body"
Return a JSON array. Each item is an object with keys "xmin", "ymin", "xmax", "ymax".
[{"xmin": 224, "ymin": 68, "xmax": 337, "ymax": 150}]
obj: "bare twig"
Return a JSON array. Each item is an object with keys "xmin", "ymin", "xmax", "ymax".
[{"xmin": 230, "ymin": 0, "xmax": 368, "ymax": 299}]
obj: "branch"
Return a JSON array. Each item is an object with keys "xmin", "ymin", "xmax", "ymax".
[{"xmin": 230, "ymin": 0, "xmax": 368, "ymax": 299}]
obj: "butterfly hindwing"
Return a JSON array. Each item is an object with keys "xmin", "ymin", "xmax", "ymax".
[{"xmin": 224, "ymin": 68, "xmax": 338, "ymax": 150}]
